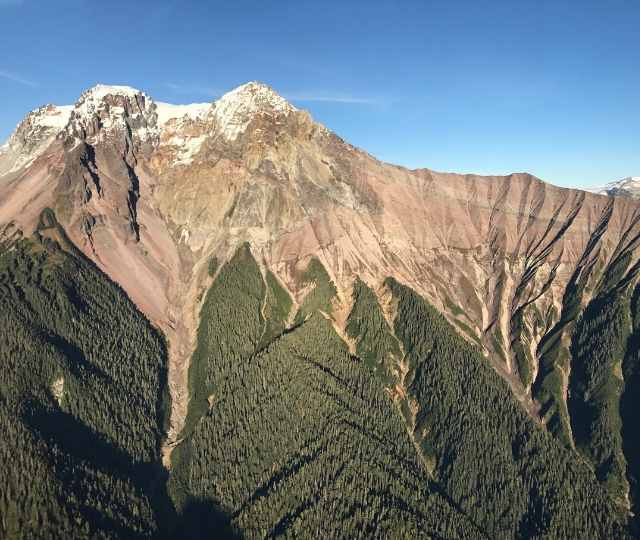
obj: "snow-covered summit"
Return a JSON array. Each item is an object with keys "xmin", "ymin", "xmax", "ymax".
[
  {"xmin": 71, "ymin": 84, "xmax": 153, "ymax": 124},
  {"xmin": 1, "ymin": 81, "xmax": 301, "ymax": 172},
  {"xmin": 593, "ymin": 176, "xmax": 640, "ymax": 198},
  {"xmin": 65, "ymin": 83, "xmax": 157, "ymax": 145},
  {"xmin": 3, "ymin": 104, "xmax": 73, "ymax": 147},
  {"xmin": 80, "ymin": 84, "xmax": 144, "ymax": 100},
  {"xmin": 0, "ymin": 104, "xmax": 73, "ymax": 174},
  {"xmin": 154, "ymin": 82, "xmax": 298, "ymax": 165},
  {"xmin": 212, "ymin": 81, "xmax": 296, "ymax": 141}
]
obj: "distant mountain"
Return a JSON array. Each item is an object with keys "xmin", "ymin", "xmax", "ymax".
[
  {"xmin": 1, "ymin": 82, "xmax": 639, "ymax": 538},
  {"xmin": 592, "ymin": 176, "xmax": 640, "ymax": 198}
]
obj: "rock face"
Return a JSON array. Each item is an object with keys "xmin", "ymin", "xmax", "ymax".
[{"xmin": 2, "ymin": 81, "xmax": 640, "ymax": 456}]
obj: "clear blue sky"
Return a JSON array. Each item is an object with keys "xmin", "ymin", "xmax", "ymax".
[{"xmin": 0, "ymin": 0, "xmax": 638, "ymax": 188}]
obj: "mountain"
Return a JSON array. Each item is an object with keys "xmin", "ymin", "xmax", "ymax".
[
  {"xmin": 1, "ymin": 82, "xmax": 639, "ymax": 538},
  {"xmin": 592, "ymin": 177, "xmax": 640, "ymax": 199}
]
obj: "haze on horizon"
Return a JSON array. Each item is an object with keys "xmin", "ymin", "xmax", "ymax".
[{"xmin": 0, "ymin": 0, "xmax": 637, "ymax": 189}]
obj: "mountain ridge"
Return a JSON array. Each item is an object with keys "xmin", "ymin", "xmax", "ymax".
[
  {"xmin": 2, "ymin": 81, "xmax": 640, "ymax": 537},
  {"xmin": 2, "ymin": 81, "xmax": 640, "ymax": 469}
]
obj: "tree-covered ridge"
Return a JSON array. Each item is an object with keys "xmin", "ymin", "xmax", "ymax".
[
  {"xmin": 171, "ymin": 250, "xmax": 633, "ymax": 538},
  {"xmin": 569, "ymin": 283, "xmax": 630, "ymax": 498},
  {"xmin": 0, "ymin": 213, "xmax": 171, "ymax": 538},
  {"xmin": 293, "ymin": 257, "xmax": 338, "ymax": 323},
  {"xmin": 260, "ymin": 270, "xmax": 293, "ymax": 347},
  {"xmin": 182, "ymin": 242, "xmax": 266, "ymax": 439},
  {"xmin": 171, "ymin": 249, "xmax": 487, "ymax": 538},
  {"xmin": 622, "ymin": 286, "xmax": 640, "ymax": 523},
  {"xmin": 531, "ymin": 225, "xmax": 640, "ymax": 451},
  {"xmin": 522, "ymin": 235, "xmax": 640, "ymax": 520},
  {"xmin": 568, "ymin": 266, "xmax": 640, "ymax": 522},
  {"xmin": 384, "ymin": 277, "xmax": 630, "ymax": 539},
  {"xmin": 345, "ymin": 278, "xmax": 401, "ymax": 381}
]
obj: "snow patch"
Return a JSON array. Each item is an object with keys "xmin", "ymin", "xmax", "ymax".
[
  {"xmin": 155, "ymin": 102, "xmax": 211, "ymax": 125},
  {"xmin": 172, "ymin": 135, "xmax": 207, "ymax": 165},
  {"xmin": 593, "ymin": 176, "xmax": 640, "ymax": 197},
  {"xmin": 82, "ymin": 84, "xmax": 143, "ymax": 101},
  {"xmin": 212, "ymin": 81, "xmax": 295, "ymax": 141},
  {"xmin": 1, "ymin": 104, "xmax": 73, "ymax": 173},
  {"xmin": 36, "ymin": 105, "xmax": 73, "ymax": 129},
  {"xmin": 65, "ymin": 83, "xmax": 159, "ymax": 146}
]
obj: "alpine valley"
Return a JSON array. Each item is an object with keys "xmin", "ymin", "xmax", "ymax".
[{"xmin": 1, "ymin": 82, "xmax": 639, "ymax": 539}]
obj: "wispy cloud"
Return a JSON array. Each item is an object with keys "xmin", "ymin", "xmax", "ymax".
[
  {"xmin": 284, "ymin": 93, "xmax": 382, "ymax": 105},
  {"xmin": 0, "ymin": 69, "xmax": 36, "ymax": 87},
  {"xmin": 165, "ymin": 82, "xmax": 382, "ymax": 106}
]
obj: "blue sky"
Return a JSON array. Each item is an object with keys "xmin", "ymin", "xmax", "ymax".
[{"xmin": 0, "ymin": 0, "xmax": 638, "ymax": 188}]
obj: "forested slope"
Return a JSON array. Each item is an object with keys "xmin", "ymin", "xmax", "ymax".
[
  {"xmin": 0, "ymin": 211, "xmax": 171, "ymax": 538},
  {"xmin": 1, "ymin": 215, "xmax": 637, "ymax": 538},
  {"xmin": 169, "ymin": 250, "xmax": 483, "ymax": 538},
  {"xmin": 385, "ymin": 278, "xmax": 631, "ymax": 539},
  {"xmin": 169, "ymin": 247, "xmax": 634, "ymax": 539}
]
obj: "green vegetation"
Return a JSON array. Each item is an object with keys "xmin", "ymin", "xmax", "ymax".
[
  {"xmin": 385, "ymin": 277, "xmax": 629, "ymax": 539},
  {"xmin": 533, "ymin": 272, "xmax": 588, "ymax": 446},
  {"xmin": 346, "ymin": 278, "xmax": 400, "ymax": 379},
  {"xmin": 182, "ymin": 243, "xmax": 265, "ymax": 439},
  {"xmin": 260, "ymin": 270, "xmax": 293, "ymax": 346},
  {"xmin": 207, "ymin": 256, "xmax": 219, "ymax": 277},
  {"xmin": 2, "ymin": 222, "xmax": 635, "ymax": 538},
  {"xmin": 490, "ymin": 327, "xmax": 508, "ymax": 364},
  {"xmin": 294, "ymin": 257, "xmax": 337, "ymax": 323},
  {"xmin": 569, "ymin": 288, "xmax": 629, "ymax": 496},
  {"xmin": 444, "ymin": 295, "xmax": 464, "ymax": 317},
  {"xmin": 172, "ymin": 311, "xmax": 486, "ymax": 538},
  {"xmin": 0, "ymin": 213, "xmax": 171, "ymax": 538},
  {"xmin": 171, "ymin": 252, "xmax": 631, "ymax": 538},
  {"xmin": 564, "ymin": 252, "xmax": 640, "ymax": 523},
  {"xmin": 622, "ymin": 285, "xmax": 640, "ymax": 522},
  {"xmin": 170, "ymin": 253, "xmax": 485, "ymax": 537},
  {"xmin": 511, "ymin": 308, "xmax": 534, "ymax": 387},
  {"xmin": 453, "ymin": 318, "xmax": 481, "ymax": 345}
]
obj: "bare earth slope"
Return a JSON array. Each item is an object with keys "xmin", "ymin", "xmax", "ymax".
[{"xmin": 2, "ymin": 82, "xmax": 640, "ymax": 463}]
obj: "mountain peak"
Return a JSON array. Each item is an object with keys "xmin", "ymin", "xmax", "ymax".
[
  {"xmin": 81, "ymin": 84, "xmax": 145, "ymax": 100},
  {"xmin": 594, "ymin": 176, "xmax": 640, "ymax": 198},
  {"xmin": 0, "ymin": 104, "xmax": 73, "ymax": 174},
  {"xmin": 67, "ymin": 83, "xmax": 157, "ymax": 146},
  {"xmin": 224, "ymin": 81, "xmax": 289, "ymax": 102},
  {"xmin": 73, "ymin": 83, "xmax": 153, "ymax": 116},
  {"xmin": 212, "ymin": 81, "xmax": 296, "ymax": 141}
]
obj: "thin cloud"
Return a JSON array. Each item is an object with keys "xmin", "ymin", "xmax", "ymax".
[
  {"xmin": 165, "ymin": 82, "xmax": 383, "ymax": 106},
  {"xmin": 285, "ymin": 93, "xmax": 382, "ymax": 106},
  {"xmin": 0, "ymin": 69, "xmax": 36, "ymax": 87}
]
